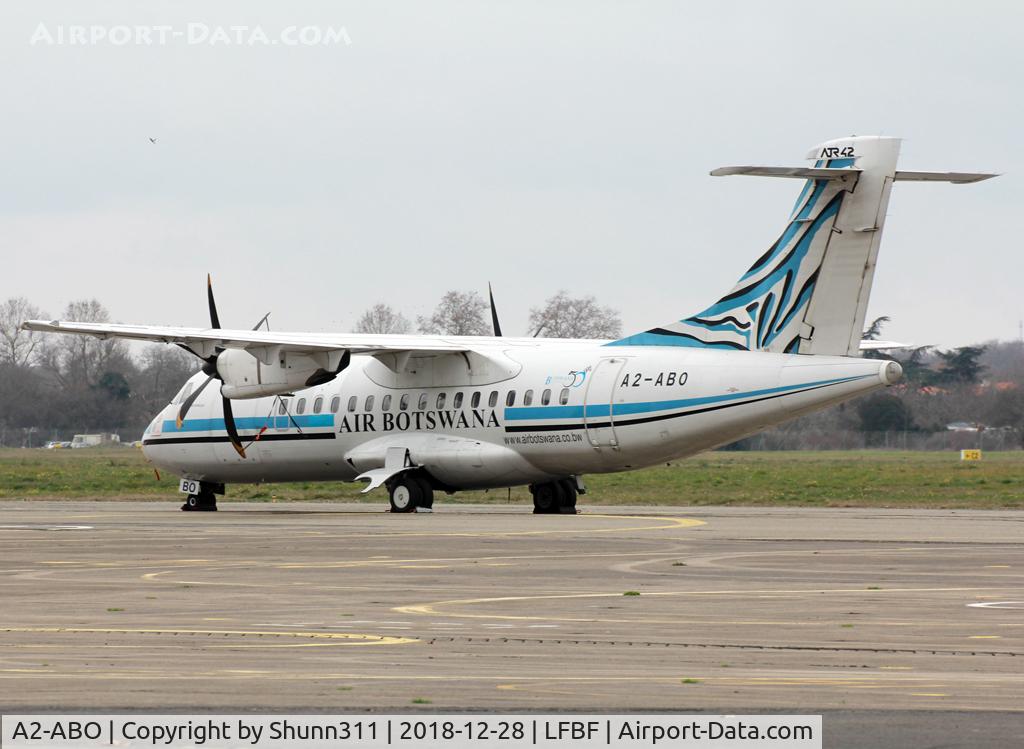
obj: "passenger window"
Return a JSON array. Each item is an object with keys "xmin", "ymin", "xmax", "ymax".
[
  {"xmin": 453, "ymin": 392, "xmax": 463, "ymax": 409},
  {"xmin": 523, "ymin": 390, "xmax": 534, "ymax": 406},
  {"xmin": 541, "ymin": 388, "xmax": 551, "ymax": 405},
  {"xmin": 382, "ymin": 394, "xmax": 392, "ymax": 411},
  {"xmin": 296, "ymin": 398, "xmax": 306, "ymax": 415},
  {"xmin": 279, "ymin": 400, "xmax": 288, "ymax": 416},
  {"xmin": 329, "ymin": 396, "xmax": 340, "ymax": 414},
  {"xmin": 506, "ymin": 391, "xmax": 516, "ymax": 407},
  {"xmin": 436, "ymin": 392, "xmax": 446, "ymax": 409},
  {"xmin": 313, "ymin": 396, "xmax": 323, "ymax": 414},
  {"xmin": 471, "ymin": 391, "xmax": 481, "ymax": 408},
  {"xmin": 559, "ymin": 388, "xmax": 570, "ymax": 405},
  {"xmin": 399, "ymin": 394, "xmax": 410, "ymax": 411},
  {"xmin": 365, "ymin": 395, "xmax": 375, "ymax": 411},
  {"xmin": 418, "ymin": 393, "xmax": 428, "ymax": 410},
  {"xmin": 347, "ymin": 396, "xmax": 357, "ymax": 412},
  {"xmin": 488, "ymin": 391, "xmax": 498, "ymax": 408}
]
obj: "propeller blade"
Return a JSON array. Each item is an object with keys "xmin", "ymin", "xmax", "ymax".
[
  {"xmin": 488, "ymin": 282, "xmax": 502, "ymax": 337},
  {"xmin": 206, "ymin": 273, "xmax": 221, "ymax": 329},
  {"xmin": 221, "ymin": 396, "xmax": 246, "ymax": 458},
  {"xmin": 176, "ymin": 375, "xmax": 215, "ymax": 429}
]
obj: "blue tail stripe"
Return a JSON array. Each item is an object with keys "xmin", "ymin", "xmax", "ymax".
[
  {"xmin": 764, "ymin": 274, "xmax": 818, "ymax": 346},
  {"xmin": 698, "ymin": 193, "xmax": 841, "ymax": 320},
  {"xmin": 741, "ymin": 179, "xmax": 828, "ymax": 282},
  {"xmin": 759, "ymin": 196, "xmax": 841, "ymax": 343},
  {"xmin": 607, "ymin": 331, "xmax": 746, "ymax": 349}
]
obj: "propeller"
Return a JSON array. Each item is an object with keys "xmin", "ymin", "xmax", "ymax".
[
  {"xmin": 175, "ymin": 275, "xmax": 247, "ymax": 458},
  {"xmin": 488, "ymin": 282, "xmax": 502, "ymax": 337}
]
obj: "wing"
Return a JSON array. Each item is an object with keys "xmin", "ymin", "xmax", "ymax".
[{"xmin": 22, "ymin": 320, "xmax": 480, "ymax": 365}]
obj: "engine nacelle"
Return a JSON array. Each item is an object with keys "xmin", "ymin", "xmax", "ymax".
[{"xmin": 216, "ymin": 348, "xmax": 349, "ymax": 399}]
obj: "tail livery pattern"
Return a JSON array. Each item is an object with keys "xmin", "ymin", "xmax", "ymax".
[{"xmin": 609, "ymin": 136, "xmax": 990, "ymax": 357}]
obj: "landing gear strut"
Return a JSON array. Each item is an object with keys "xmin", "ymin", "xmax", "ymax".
[
  {"xmin": 387, "ymin": 472, "xmax": 435, "ymax": 513},
  {"xmin": 530, "ymin": 478, "xmax": 579, "ymax": 514},
  {"xmin": 181, "ymin": 481, "xmax": 221, "ymax": 512}
]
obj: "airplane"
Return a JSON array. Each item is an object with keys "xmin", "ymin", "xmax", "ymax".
[{"xmin": 24, "ymin": 136, "xmax": 995, "ymax": 513}]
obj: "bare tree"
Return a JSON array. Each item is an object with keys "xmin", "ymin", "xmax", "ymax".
[
  {"xmin": 38, "ymin": 299, "xmax": 129, "ymax": 387},
  {"xmin": 131, "ymin": 345, "xmax": 198, "ymax": 417},
  {"xmin": 354, "ymin": 303, "xmax": 412, "ymax": 334},
  {"xmin": 0, "ymin": 297, "xmax": 47, "ymax": 367},
  {"xmin": 528, "ymin": 290, "xmax": 621, "ymax": 339},
  {"xmin": 418, "ymin": 291, "xmax": 489, "ymax": 336}
]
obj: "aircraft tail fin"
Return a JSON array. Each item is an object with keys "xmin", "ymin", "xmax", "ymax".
[{"xmin": 610, "ymin": 136, "xmax": 996, "ymax": 356}]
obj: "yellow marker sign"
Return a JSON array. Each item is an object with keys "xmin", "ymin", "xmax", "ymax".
[{"xmin": 960, "ymin": 449, "xmax": 982, "ymax": 461}]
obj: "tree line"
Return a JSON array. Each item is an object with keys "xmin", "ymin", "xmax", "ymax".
[
  {"xmin": 744, "ymin": 318, "xmax": 1024, "ymax": 450},
  {"xmin": 1, "ymin": 298, "xmax": 1021, "ymax": 449},
  {"xmin": 354, "ymin": 289, "xmax": 621, "ymax": 339}
]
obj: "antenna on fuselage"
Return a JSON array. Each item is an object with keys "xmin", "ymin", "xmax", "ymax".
[{"xmin": 488, "ymin": 282, "xmax": 503, "ymax": 337}]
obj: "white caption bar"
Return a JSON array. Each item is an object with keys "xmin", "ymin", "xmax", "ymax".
[{"xmin": 1, "ymin": 715, "xmax": 820, "ymax": 749}]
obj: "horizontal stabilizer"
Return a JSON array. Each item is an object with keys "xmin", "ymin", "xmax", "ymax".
[
  {"xmin": 859, "ymin": 340, "xmax": 913, "ymax": 351},
  {"xmin": 894, "ymin": 170, "xmax": 998, "ymax": 184},
  {"xmin": 710, "ymin": 166, "xmax": 860, "ymax": 180}
]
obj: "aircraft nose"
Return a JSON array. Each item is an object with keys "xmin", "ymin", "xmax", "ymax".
[{"xmin": 880, "ymin": 360, "xmax": 903, "ymax": 385}]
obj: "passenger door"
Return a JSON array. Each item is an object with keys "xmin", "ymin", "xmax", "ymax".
[{"xmin": 583, "ymin": 357, "xmax": 627, "ymax": 449}]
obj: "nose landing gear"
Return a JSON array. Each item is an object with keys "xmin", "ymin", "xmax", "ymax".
[{"xmin": 180, "ymin": 481, "xmax": 222, "ymax": 512}]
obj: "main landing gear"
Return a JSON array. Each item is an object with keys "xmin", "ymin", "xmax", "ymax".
[
  {"xmin": 180, "ymin": 481, "xmax": 223, "ymax": 512},
  {"xmin": 386, "ymin": 471, "xmax": 435, "ymax": 513},
  {"xmin": 530, "ymin": 478, "xmax": 581, "ymax": 514}
]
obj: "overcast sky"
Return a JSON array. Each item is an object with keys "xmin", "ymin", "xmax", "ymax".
[{"xmin": 1, "ymin": 1, "xmax": 1020, "ymax": 348}]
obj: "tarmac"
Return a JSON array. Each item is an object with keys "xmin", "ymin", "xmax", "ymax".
[{"xmin": 0, "ymin": 501, "xmax": 1021, "ymax": 746}]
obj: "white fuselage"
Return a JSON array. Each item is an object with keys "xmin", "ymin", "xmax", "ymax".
[{"xmin": 141, "ymin": 339, "xmax": 899, "ymax": 491}]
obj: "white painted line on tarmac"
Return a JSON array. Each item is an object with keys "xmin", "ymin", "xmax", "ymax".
[{"xmin": 967, "ymin": 601, "xmax": 1024, "ymax": 609}]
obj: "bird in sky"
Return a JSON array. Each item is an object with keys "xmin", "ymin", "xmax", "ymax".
[{"xmin": 149, "ymin": 137, "xmax": 157, "ymax": 144}]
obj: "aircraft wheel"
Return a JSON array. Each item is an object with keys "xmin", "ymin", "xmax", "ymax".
[
  {"xmin": 557, "ymin": 479, "xmax": 578, "ymax": 514},
  {"xmin": 181, "ymin": 492, "xmax": 217, "ymax": 512},
  {"xmin": 388, "ymin": 476, "xmax": 421, "ymax": 513},
  {"xmin": 414, "ymin": 474, "xmax": 434, "ymax": 510},
  {"xmin": 531, "ymin": 482, "xmax": 559, "ymax": 514}
]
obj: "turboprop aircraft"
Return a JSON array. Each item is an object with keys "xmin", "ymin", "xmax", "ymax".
[{"xmin": 25, "ymin": 136, "xmax": 995, "ymax": 513}]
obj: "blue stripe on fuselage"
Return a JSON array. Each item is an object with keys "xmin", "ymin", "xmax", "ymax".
[
  {"xmin": 504, "ymin": 374, "xmax": 870, "ymax": 422},
  {"xmin": 161, "ymin": 414, "xmax": 335, "ymax": 433}
]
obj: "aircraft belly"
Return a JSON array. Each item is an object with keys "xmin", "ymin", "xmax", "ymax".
[{"xmin": 345, "ymin": 431, "xmax": 552, "ymax": 490}]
